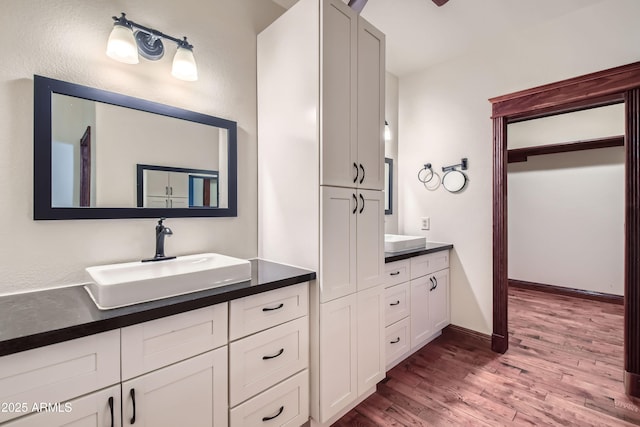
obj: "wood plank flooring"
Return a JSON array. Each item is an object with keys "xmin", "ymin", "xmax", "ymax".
[{"xmin": 334, "ymin": 287, "xmax": 640, "ymax": 426}]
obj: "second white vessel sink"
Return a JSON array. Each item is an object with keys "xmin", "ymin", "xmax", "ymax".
[
  {"xmin": 85, "ymin": 253, "xmax": 251, "ymax": 309},
  {"xmin": 385, "ymin": 234, "xmax": 426, "ymax": 253}
]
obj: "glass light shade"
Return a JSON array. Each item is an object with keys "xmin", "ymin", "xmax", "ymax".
[
  {"xmin": 106, "ymin": 24, "xmax": 139, "ymax": 64},
  {"xmin": 172, "ymin": 46, "xmax": 198, "ymax": 81},
  {"xmin": 384, "ymin": 121, "xmax": 392, "ymax": 141}
]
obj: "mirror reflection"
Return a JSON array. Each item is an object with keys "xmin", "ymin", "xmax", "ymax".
[{"xmin": 34, "ymin": 75, "xmax": 238, "ymax": 219}]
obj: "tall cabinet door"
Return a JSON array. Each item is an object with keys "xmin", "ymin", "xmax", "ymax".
[
  {"xmin": 321, "ymin": 0, "xmax": 357, "ymax": 188},
  {"xmin": 410, "ymin": 276, "xmax": 432, "ymax": 350},
  {"xmin": 429, "ymin": 269, "xmax": 450, "ymax": 331},
  {"xmin": 356, "ymin": 189, "xmax": 384, "ymax": 291},
  {"xmin": 321, "ymin": 186, "xmax": 357, "ymax": 302},
  {"xmin": 319, "ymin": 293, "xmax": 357, "ymax": 422},
  {"xmin": 122, "ymin": 348, "xmax": 228, "ymax": 427},
  {"xmin": 356, "ymin": 18, "xmax": 385, "ymax": 191},
  {"xmin": 357, "ymin": 285, "xmax": 385, "ymax": 395}
]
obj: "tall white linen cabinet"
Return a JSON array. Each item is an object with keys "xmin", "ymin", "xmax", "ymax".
[{"xmin": 258, "ymin": 0, "xmax": 386, "ymax": 425}]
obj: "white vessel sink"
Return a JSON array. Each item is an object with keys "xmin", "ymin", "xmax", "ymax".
[
  {"xmin": 85, "ymin": 253, "xmax": 251, "ymax": 309},
  {"xmin": 385, "ymin": 234, "xmax": 426, "ymax": 253}
]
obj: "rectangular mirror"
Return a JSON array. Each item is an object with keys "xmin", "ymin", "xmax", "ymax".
[
  {"xmin": 34, "ymin": 75, "xmax": 237, "ymax": 219},
  {"xmin": 385, "ymin": 157, "xmax": 393, "ymax": 215}
]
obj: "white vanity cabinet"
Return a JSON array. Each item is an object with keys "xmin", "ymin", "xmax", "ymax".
[
  {"xmin": 383, "ymin": 251, "xmax": 451, "ymax": 370},
  {"xmin": 144, "ymin": 170, "xmax": 189, "ymax": 208},
  {"xmin": 228, "ymin": 283, "xmax": 309, "ymax": 427}
]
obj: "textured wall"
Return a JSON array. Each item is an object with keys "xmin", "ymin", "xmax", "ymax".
[
  {"xmin": 0, "ymin": 0, "xmax": 284, "ymax": 294},
  {"xmin": 398, "ymin": 0, "xmax": 640, "ymax": 334}
]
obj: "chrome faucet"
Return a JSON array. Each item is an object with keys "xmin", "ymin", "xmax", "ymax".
[{"xmin": 143, "ymin": 218, "xmax": 176, "ymax": 262}]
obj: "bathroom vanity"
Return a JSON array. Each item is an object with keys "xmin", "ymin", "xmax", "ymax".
[{"xmin": 0, "ymin": 259, "xmax": 314, "ymax": 427}]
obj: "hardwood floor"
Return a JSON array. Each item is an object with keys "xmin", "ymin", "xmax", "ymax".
[{"xmin": 334, "ymin": 287, "xmax": 640, "ymax": 426}]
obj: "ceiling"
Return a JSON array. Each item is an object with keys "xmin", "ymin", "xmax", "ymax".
[{"xmin": 272, "ymin": 0, "xmax": 604, "ymax": 76}]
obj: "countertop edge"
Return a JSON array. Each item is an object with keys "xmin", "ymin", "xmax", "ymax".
[
  {"xmin": 385, "ymin": 243, "xmax": 454, "ymax": 263},
  {"xmin": 0, "ymin": 260, "xmax": 315, "ymax": 357}
]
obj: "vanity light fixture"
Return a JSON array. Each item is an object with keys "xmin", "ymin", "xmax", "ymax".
[
  {"xmin": 384, "ymin": 120, "xmax": 392, "ymax": 141},
  {"xmin": 106, "ymin": 13, "xmax": 198, "ymax": 81}
]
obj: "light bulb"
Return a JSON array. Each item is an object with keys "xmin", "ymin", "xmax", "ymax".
[
  {"xmin": 106, "ymin": 23, "xmax": 139, "ymax": 64},
  {"xmin": 172, "ymin": 46, "xmax": 198, "ymax": 81}
]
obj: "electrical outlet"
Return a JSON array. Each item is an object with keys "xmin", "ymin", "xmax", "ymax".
[{"xmin": 421, "ymin": 217, "xmax": 430, "ymax": 230}]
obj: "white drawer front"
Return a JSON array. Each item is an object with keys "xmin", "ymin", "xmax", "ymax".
[
  {"xmin": 0, "ymin": 330, "xmax": 120, "ymax": 424},
  {"xmin": 230, "ymin": 283, "xmax": 308, "ymax": 341},
  {"xmin": 383, "ymin": 260, "xmax": 409, "ymax": 287},
  {"xmin": 229, "ymin": 316, "xmax": 308, "ymax": 406},
  {"xmin": 385, "ymin": 317, "xmax": 411, "ymax": 370},
  {"xmin": 410, "ymin": 250, "xmax": 449, "ymax": 279},
  {"xmin": 121, "ymin": 304, "xmax": 228, "ymax": 380},
  {"xmin": 384, "ymin": 281, "xmax": 410, "ymax": 327},
  {"xmin": 3, "ymin": 385, "xmax": 122, "ymax": 427},
  {"xmin": 230, "ymin": 369, "xmax": 309, "ymax": 427}
]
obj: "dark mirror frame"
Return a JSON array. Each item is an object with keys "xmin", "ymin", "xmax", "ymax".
[
  {"xmin": 33, "ymin": 75, "xmax": 237, "ymax": 219},
  {"xmin": 385, "ymin": 157, "xmax": 393, "ymax": 215}
]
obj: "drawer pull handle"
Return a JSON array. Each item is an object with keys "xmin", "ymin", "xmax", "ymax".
[
  {"xmin": 262, "ymin": 405, "xmax": 284, "ymax": 422},
  {"xmin": 262, "ymin": 303, "xmax": 284, "ymax": 312},
  {"xmin": 263, "ymin": 348, "xmax": 284, "ymax": 360},
  {"xmin": 390, "ymin": 300, "xmax": 400, "ymax": 306},
  {"xmin": 429, "ymin": 277, "xmax": 436, "ymax": 291},
  {"xmin": 390, "ymin": 271, "xmax": 400, "ymax": 276},
  {"xmin": 390, "ymin": 337, "xmax": 400, "ymax": 344},
  {"xmin": 108, "ymin": 396, "xmax": 114, "ymax": 427},
  {"xmin": 130, "ymin": 388, "xmax": 136, "ymax": 424}
]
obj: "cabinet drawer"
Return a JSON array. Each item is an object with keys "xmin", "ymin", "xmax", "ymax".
[
  {"xmin": 230, "ymin": 316, "xmax": 308, "ymax": 406},
  {"xmin": 410, "ymin": 250, "xmax": 449, "ymax": 279},
  {"xmin": 385, "ymin": 317, "xmax": 411, "ymax": 370},
  {"xmin": 3, "ymin": 385, "xmax": 122, "ymax": 427},
  {"xmin": 383, "ymin": 260, "xmax": 409, "ymax": 287},
  {"xmin": 230, "ymin": 369, "xmax": 309, "ymax": 427},
  {"xmin": 0, "ymin": 330, "xmax": 120, "ymax": 424},
  {"xmin": 230, "ymin": 282, "xmax": 308, "ymax": 341},
  {"xmin": 384, "ymin": 282, "xmax": 410, "ymax": 327},
  {"xmin": 121, "ymin": 304, "xmax": 228, "ymax": 380}
]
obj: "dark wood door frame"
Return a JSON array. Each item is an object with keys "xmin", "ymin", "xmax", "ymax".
[{"xmin": 489, "ymin": 61, "xmax": 640, "ymax": 398}]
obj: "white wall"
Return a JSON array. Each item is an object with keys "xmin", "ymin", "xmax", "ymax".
[
  {"xmin": 507, "ymin": 105, "xmax": 625, "ymax": 296},
  {"xmin": 0, "ymin": 0, "xmax": 284, "ymax": 295},
  {"xmin": 398, "ymin": 0, "xmax": 640, "ymax": 334}
]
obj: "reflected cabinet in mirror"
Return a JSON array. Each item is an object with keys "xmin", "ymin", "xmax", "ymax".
[{"xmin": 33, "ymin": 75, "xmax": 237, "ymax": 219}]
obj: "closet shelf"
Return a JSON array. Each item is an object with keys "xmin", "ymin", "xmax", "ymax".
[{"xmin": 507, "ymin": 135, "xmax": 624, "ymax": 163}]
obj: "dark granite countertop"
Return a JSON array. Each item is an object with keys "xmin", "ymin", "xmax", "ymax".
[
  {"xmin": 385, "ymin": 242, "xmax": 453, "ymax": 263},
  {"xmin": 0, "ymin": 258, "xmax": 315, "ymax": 357}
]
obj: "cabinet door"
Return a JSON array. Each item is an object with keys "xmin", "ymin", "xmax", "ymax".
[
  {"xmin": 356, "ymin": 189, "xmax": 384, "ymax": 291},
  {"xmin": 144, "ymin": 196, "xmax": 168, "ymax": 208},
  {"xmin": 321, "ymin": 186, "xmax": 357, "ymax": 302},
  {"xmin": 144, "ymin": 170, "xmax": 169, "ymax": 197},
  {"xmin": 410, "ymin": 276, "xmax": 432, "ymax": 350},
  {"xmin": 429, "ymin": 269, "xmax": 450, "ymax": 332},
  {"xmin": 168, "ymin": 197, "xmax": 189, "ymax": 208},
  {"xmin": 321, "ymin": 0, "xmax": 357, "ymax": 188},
  {"xmin": 319, "ymin": 294, "xmax": 357, "ymax": 422},
  {"xmin": 122, "ymin": 347, "xmax": 228, "ymax": 427},
  {"xmin": 168, "ymin": 171, "xmax": 189, "ymax": 198},
  {"xmin": 357, "ymin": 285, "xmax": 385, "ymax": 395},
  {"xmin": 3, "ymin": 385, "xmax": 121, "ymax": 427},
  {"xmin": 356, "ymin": 17, "xmax": 385, "ymax": 191}
]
